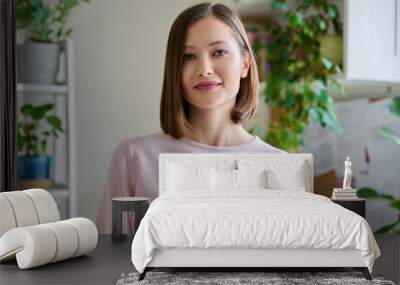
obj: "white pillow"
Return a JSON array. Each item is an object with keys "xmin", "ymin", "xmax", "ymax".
[
  {"xmin": 212, "ymin": 169, "xmax": 236, "ymax": 190},
  {"xmin": 237, "ymin": 169, "xmax": 268, "ymax": 188},
  {"xmin": 266, "ymin": 168, "xmax": 306, "ymax": 191},
  {"xmin": 166, "ymin": 162, "xmax": 212, "ymax": 191},
  {"xmin": 212, "ymin": 169, "xmax": 268, "ymax": 190},
  {"xmin": 238, "ymin": 159, "xmax": 308, "ymax": 191}
]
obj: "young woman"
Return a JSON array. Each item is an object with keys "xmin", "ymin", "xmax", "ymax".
[{"xmin": 97, "ymin": 2, "xmax": 285, "ymax": 234}]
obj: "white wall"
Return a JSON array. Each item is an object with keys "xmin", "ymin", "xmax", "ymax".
[{"xmin": 69, "ymin": 0, "xmax": 182, "ymax": 221}]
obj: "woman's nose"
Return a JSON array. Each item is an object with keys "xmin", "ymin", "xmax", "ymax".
[{"xmin": 196, "ymin": 56, "xmax": 213, "ymax": 77}]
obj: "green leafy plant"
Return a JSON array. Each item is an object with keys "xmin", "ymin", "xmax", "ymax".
[
  {"xmin": 16, "ymin": 0, "xmax": 88, "ymax": 43},
  {"xmin": 17, "ymin": 103, "xmax": 64, "ymax": 156},
  {"xmin": 264, "ymin": 0, "xmax": 344, "ymax": 152},
  {"xmin": 379, "ymin": 97, "xmax": 400, "ymax": 145},
  {"xmin": 357, "ymin": 96, "xmax": 400, "ymax": 234},
  {"xmin": 357, "ymin": 187, "xmax": 400, "ymax": 234}
]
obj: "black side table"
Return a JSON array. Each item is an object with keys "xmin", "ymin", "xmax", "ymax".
[
  {"xmin": 112, "ymin": 197, "xmax": 150, "ymax": 242},
  {"xmin": 332, "ymin": 199, "xmax": 366, "ymax": 218}
]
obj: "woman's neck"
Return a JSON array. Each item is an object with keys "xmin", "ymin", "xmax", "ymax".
[{"xmin": 184, "ymin": 102, "xmax": 254, "ymax": 147}]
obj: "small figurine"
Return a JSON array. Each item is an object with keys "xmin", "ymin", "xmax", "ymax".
[{"xmin": 342, "ymin": 156, "xmax": 352, "ymax": 189}]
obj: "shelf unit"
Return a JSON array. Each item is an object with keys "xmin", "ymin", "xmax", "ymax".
[{"xmin": 16, "ymin": 39, "xmax": 77, "ymax": 219}]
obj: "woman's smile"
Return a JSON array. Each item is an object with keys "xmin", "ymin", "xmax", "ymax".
[{"xmin": 194, "ymin": 82, "xmax": 222, "ymax": 91}]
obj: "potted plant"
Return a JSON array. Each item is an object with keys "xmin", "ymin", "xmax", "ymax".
[
  {"xmin": 17, "ymin": 103, "xmax": 64, "ymax": 189},
  {"xmin": 262, "ymin": 0, "xmax": 344, "ymax": 152},
  {"xmin": 16, "ymin": 0, "xmax": 88, "ymax": 84},
  {"xmin": 357, "ymin": 96, "xmax": 400, "ymax": 233},
  {"xmin": 356, "ymin": 96, "xmax": 400, "ymax": 282}
]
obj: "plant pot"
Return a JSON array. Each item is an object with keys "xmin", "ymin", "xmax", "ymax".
[
  {"xmin": 17, "ymin": 41, "xmax": 60, "ymax": 84},
  {"xmin": 17, "ymin": 155, "xmax": 52, "ymax": 190}
]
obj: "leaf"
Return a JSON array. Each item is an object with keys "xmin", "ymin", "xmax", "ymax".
[
  {"xmin": 321, "ymin": 57, "xmax": 333, "ymax": 69},
  {"xmin": 287, "ymin": 63, "xmax": 296, "ymax": 73},
  {"xmin": 375, "ymin": 220, "xmax": 400, "ymax": 234},
  {"xmin": 313, "ymin": 80, "xmax": 326, "ymax": 97},
  {"xmin": 357, "ymin": 187, "xmax": 399, "ymax": 205},
  {"xmin": 379, "ymin": 127, "xmax": 400, "ymax": 145},
  {"xmin": 46, "ymin": 115, "xmax": 64, "ymax": 132},
  {"xmin": 308, "ymin": 108, "xmax": 319, "ymax": 121},
  {"xmin": 390, "ymin": 200, "xmax": 400, "ymax": 211},
  {"xmin": 324, "ymin": 4, "xmax": 338, "ymax": 18},
  {"xmin": 272, "ymin": 1, "xmax": 289, "ymax": 12},
  {"xmin": 388, "ymin": 96, "xmax": 400, "ymax": 117},
  {"xmin": 31, "ymin": 104, "xmax": 53, "ymax": 120},
  {"xmin": 17, "ymin": 135, "xmax": 25, "ymax": 153},
  {"xmin": 20, "ymin": 104, "xmax": 33, "ymax": 116},
  {"xmin": 357, "ymin": 187, "xmax": 381, "ymax": 199},
  {"xmin": 295, "ymin": 60, "xmax": 306, "ymax": 69},
  {"xmin": 318, "ymin": 18, "xmax": 327, "ymax": 31},
  {"xmin": 290, "ymin": 12, "xmax": 305, "ymax": 27}
]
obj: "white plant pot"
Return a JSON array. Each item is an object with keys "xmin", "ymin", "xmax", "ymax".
[{"xmin": 17, "ymin": 41, "xmax": 60, "ymax": 84}]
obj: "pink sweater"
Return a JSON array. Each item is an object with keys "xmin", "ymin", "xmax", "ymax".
[{"xmin": 96, "ymin": 131, "xmax": 285, "ymax": 234}]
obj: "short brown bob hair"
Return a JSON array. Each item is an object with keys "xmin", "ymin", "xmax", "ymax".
[{"xmin": 160, "ymin": 1, "xmax": 259, "ymax": 139}]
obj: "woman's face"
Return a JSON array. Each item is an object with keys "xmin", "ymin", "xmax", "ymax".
[{"xmin": 181, "ymin": 16, "xmax": 250, "ymax": 110}]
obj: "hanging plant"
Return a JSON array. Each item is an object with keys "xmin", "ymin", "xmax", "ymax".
[{"xmin": 264, "ymin": 0, "xmax": 345, "ymax": 152}]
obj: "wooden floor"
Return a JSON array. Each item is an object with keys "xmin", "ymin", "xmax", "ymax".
[{"xmin": 0, "ymin": 234, "xmax": 398, "ymax": 284}]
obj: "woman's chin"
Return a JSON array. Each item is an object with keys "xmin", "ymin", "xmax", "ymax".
[
  {"xmin": 193, "ymin": 100, "xmax": 234, "ymax": 111},
  {"xmin": 187, "ymin": 94, "xmax": 235, "ymax": 109}
]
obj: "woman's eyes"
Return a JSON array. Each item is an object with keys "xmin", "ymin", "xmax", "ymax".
[{"xmin": 182, "ymin": 50, "xmax": 227, "ymax": 61}]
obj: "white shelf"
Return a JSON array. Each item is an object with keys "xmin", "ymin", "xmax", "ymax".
[
  {"xmin": 329, "ymin": 74, "xmax": 400, "ymax": 101},
  {"xmin": 17, "ymin": 40, "xmax": 77, "ymax": 218},
  {"xmin": 17, "ymin": 83, "xmax": 68, "ymax": 94},
  {"xmin": 258, "ymin": 78, "xmax": 400, "ymax": 102}
]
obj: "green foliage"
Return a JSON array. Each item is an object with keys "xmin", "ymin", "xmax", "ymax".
[
  {"xmin": 17, "ymin": 103, "xmax": 64, "ymax": 156},
  {"xmin": 357, "ymin": 187, "xmax": 400, "ymax": 234},
  {"xmin": 356, "ymin": 97, "xmax": 400, "ymax": 234},
  {"xmin": 264, "ymin": 0, "xmax": 344, "ymax": 152},
  {"xmin": 379, "ymin": 96, "xmax": 400, "ymax": 146},
  {"xmin": 16, "ymin": 0, "xmax": 88, "ymax": 43}
]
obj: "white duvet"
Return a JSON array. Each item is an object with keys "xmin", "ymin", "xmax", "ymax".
[{"xmin": 131, "ymin": 189, "xmax": 380, "ymax": 273}]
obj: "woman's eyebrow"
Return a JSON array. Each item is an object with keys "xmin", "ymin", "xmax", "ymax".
[{"xmin": 184, "ymin": 40, "xmax": 228, "ymax": 49}]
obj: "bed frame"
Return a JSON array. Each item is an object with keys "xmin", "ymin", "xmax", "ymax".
[
  {"xmin": 140, "ymin": 248, "xmax": 371, "ymax": 280},
  {"xmin": 138, "ymin": 154, "xmax": 372, "ymax": 281}
]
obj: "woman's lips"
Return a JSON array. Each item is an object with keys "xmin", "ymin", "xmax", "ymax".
[{"xmin": 195, "ymin": 83, "xmax": 221, "ymax": 91}]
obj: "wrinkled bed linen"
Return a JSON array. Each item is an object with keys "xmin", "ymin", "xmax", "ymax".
[{"xmin": 131, "ymin": 189, "xmax": 380, "ymax": 273}]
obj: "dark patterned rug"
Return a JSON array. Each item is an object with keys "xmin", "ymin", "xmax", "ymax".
[{"xmin": 116, "ymin": 271, "xmax": 396, "ymax": 285}]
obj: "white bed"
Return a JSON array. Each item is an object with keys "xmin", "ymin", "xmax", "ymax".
[{"xmin": 131, "ymin": 153, "xmax": 380, "ymax": 280}]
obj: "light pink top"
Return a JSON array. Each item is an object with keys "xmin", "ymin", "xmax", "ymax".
[{"xmin": 96, "ymin": 131, "xmax": 285, "ymax": 234}]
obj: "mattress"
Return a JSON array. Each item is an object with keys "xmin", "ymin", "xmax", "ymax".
[{"xmin": 131, "ymin": 189, "xmax": 380, "ymax": 273}]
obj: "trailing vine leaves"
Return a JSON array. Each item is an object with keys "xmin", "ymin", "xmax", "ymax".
[{"xmin": 265, "ymin": 0, "xmax": 344, "ymax": 152}]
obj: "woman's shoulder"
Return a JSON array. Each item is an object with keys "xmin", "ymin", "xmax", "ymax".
[
  {"xmin": 113, "ymin": 131, "xmax": 286, "ymax": 154},
  {"xmin": 251, "ymin": 137, "xmax": 287, "ymax": 154},
  {"xmin": 114, "ymin": 131, "xmax": 173, "ymax": 154}
]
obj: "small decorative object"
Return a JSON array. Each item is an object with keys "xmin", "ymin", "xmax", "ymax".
[
  {"xmin": 332, "ymin": 156, "xmax": 358, "ymax": 200},
  {"xmin": 17, "ymin": 103, "xmax": 64, "ymax": 189},
  {"xmin": 16, "ymin": 0, "xmax": 89, "ymax": 84},
  {"xmin": 343, "ymin": 156, "xmax": 353, "ymax": 189}
]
